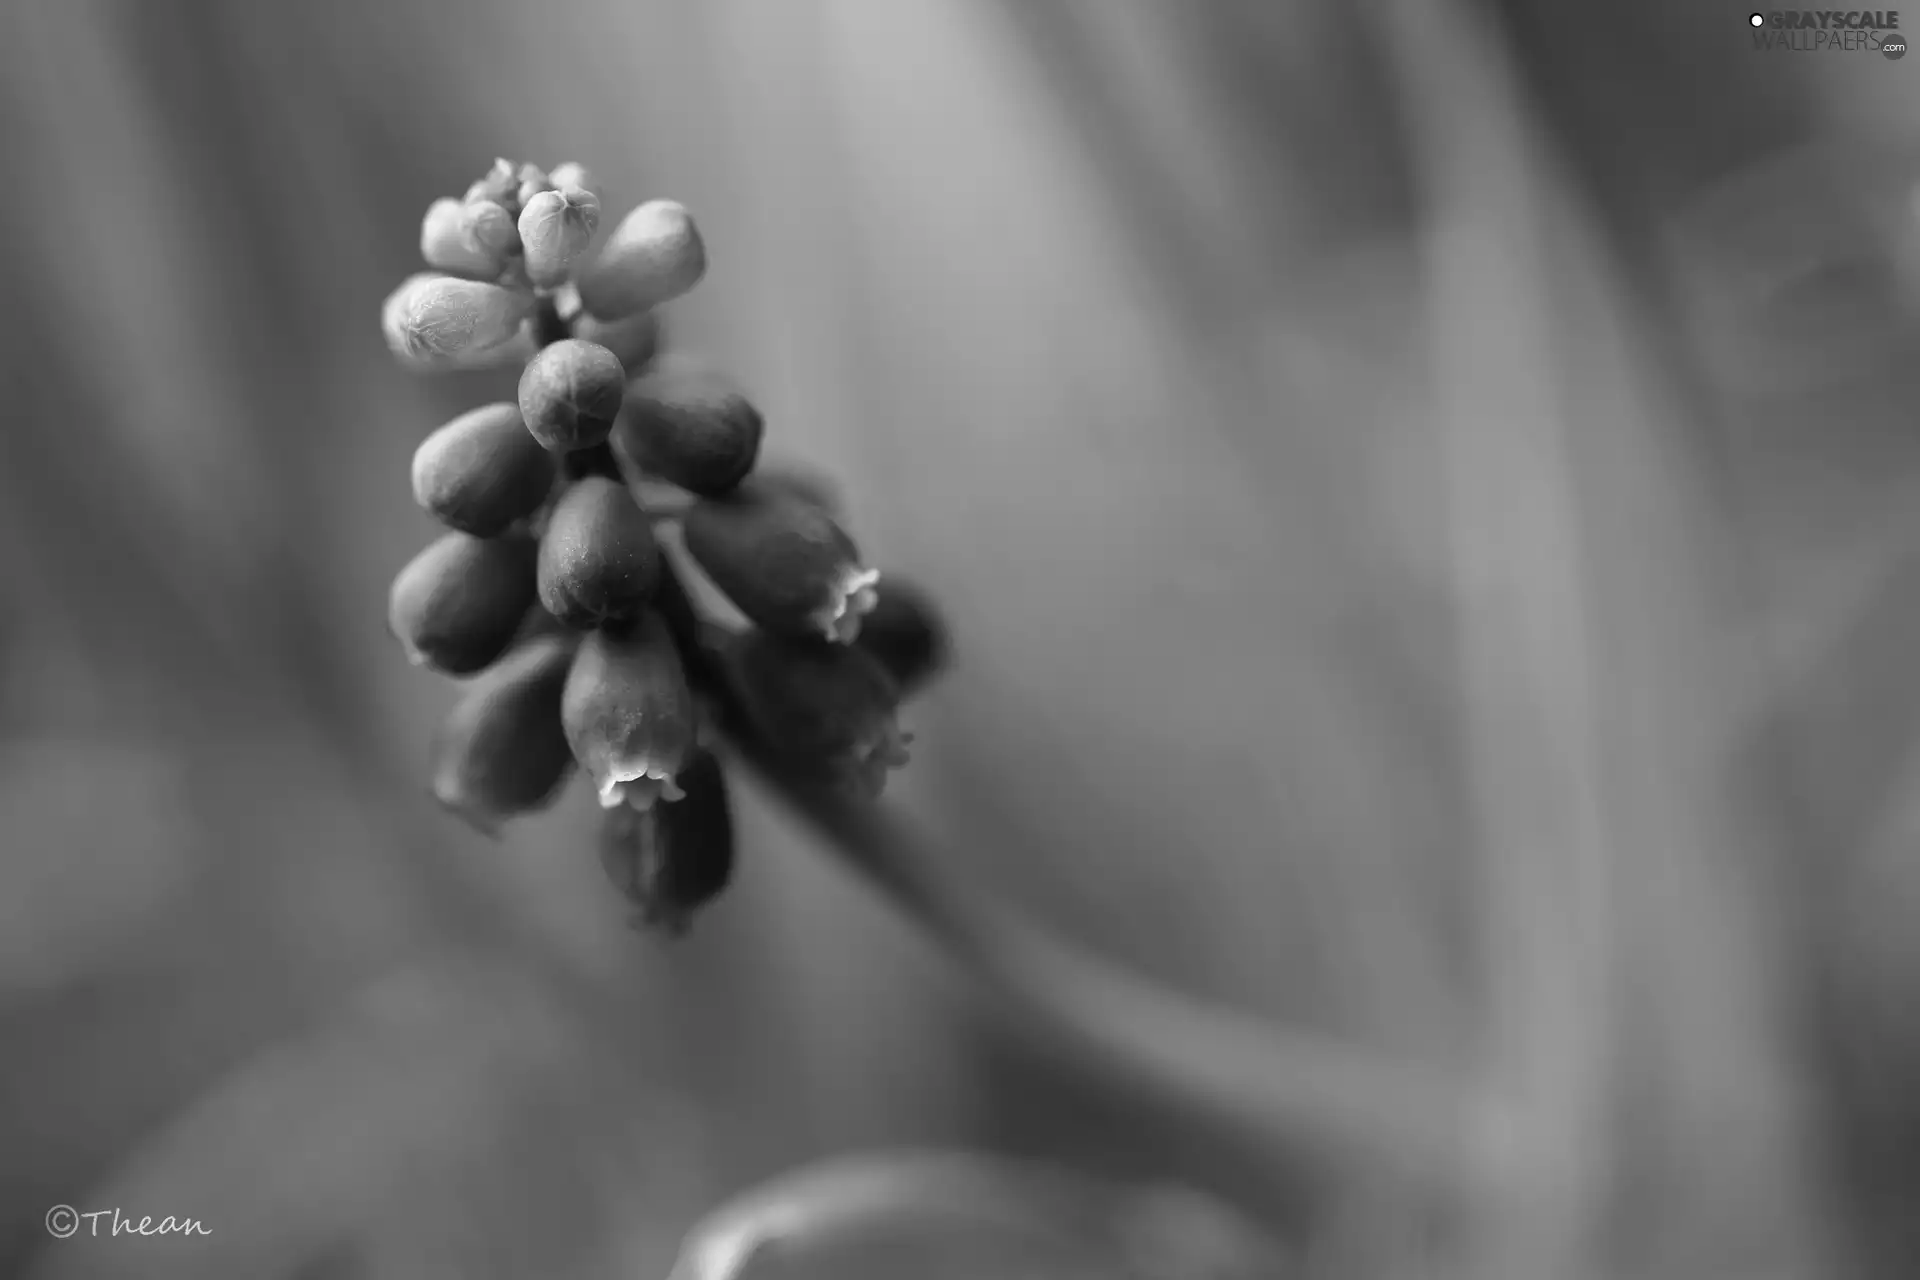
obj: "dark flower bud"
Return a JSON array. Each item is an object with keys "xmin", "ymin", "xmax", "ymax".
[
  {"xmin": 420, "ymin": 198, "xmax": 519, "ymax": 280},
  {"xmin": 571, "ymin": 308, "xmax": 661, "ymax": 376},
  {"xmin": 853, "ymin": 574, "xmax": 951, "ymax": 697},
  {"xmin": 723, "ymin": 630, "xmax": 911, "ymax": 797},
  {"xmin": 518, "ymin": 338, "xmax": 626, "ymax": 452},
  {"xmin": 518, "ymin": 186, "xmax": 600, "ymax": 289},
  {"xmin": 576, "ymin": 199, "xmax": 706, "ymax": 320},
  {"xmin": 681, "ymin": 492, "xmax": 879, "ymax": 643},
  {"xmin": 538, "ymin": 475, "xmax": 661, "ymax": 628},
  {"xmin": 597, "ymin": 749, "xmax": 734, "ymax": 934},
  {"xmin": 608, "ymin": 352, "xmax": 763, "ymax": 497},
  {"xmin": 411, "ymin": 402, "xmax": 558, "ymax": 537},
  {"xmin": 388, "ymin": 531, "xmax": 539, "ymax": 675},
  {"xmin": 382, "ymin": 273, "xmax": 536, "ymax": 368},
  {"xmin": 430, "ymin": 634, "xmax": 577, "ymax": 833},
  {"xmin": 562, "ymin": 612, "xmax": 698, "ymax": 810}
]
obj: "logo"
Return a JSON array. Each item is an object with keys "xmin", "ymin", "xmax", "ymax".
[{"xmin": 1749, "ymin": 10, "xmax": 1906, "ymax": 53}]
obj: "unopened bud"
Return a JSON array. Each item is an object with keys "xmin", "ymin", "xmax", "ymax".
[
  {"xmin": 382, "ymin": 273, "xmax": 536, "ymax": 368},
  {"xmin": 682, "ymin": 492, "xmax": 878, "ymax": 643},
  {"xmin": 518, "ymin": 186, "xmax": 601, "ymax": 289},
  {"xmin": 724, "ymin": 630, "xmax": 910, "ymax": 797},
  {"xmin": 538, "ymin": 475, "xmax": 662, "ymax": 628},
  {"xmin": 430, "ymin": 634, "xmax": 577, "ymax": 833},
  {"xmin": 411, "ymin": 402, "xmax": 557, "ymax": 537},
  {"xmin": 609, "ymin": 352, "xmax": 763, "ymax": 496},
  {"xmin": 547, "ymin": 162, "xmax": 599, "ymax": 201},
  {"xmin": 562, "ymin": 613, "xmax": 699, "ymax": 810},
  {"xmin": 464, "ymin": 157, "xmax": 520, "ymax": 209},
  {"xmin": 576, "ymin": 199, "xmax": 706, "ymax": 320},
  {"xmin": 853, "ymin": 574, "xmax": 951, "ymax": 697},
  {"xmin": 389, "ymin": 531, "xmax": 539, "ymax": 675},
  {"xmin": 598, "ymin": 749, "xmax": 734, "ymax": 933},
  {"xmin": 518, "ymin": 338, "xmax": 626, "ymax": 452},
  {"xmin": 420, "ymin": 198, "xmax": 519, "ymax": 279}
]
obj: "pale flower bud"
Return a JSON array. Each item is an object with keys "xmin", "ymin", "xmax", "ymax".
[
  {"xmin": 518, "ymin": 187, "xmax": 602, "ymax": 289},
  {"xmin": 420, "ymin": 198, "xmax": 520, "ymax": 279},
  {"xmin": 547, "ymin": 162, "xmax": 599, "ymax": 201},
  {"xmin": 381, "ymin": 273, "xmax": 537, "ymax": 368},
  {"xmin": 464, "ymin": 157, "xmax": 520, "ymax": 208},
  {"xmin": 576, "ymin": 199, "xmax": 706, "ymax": 320}
]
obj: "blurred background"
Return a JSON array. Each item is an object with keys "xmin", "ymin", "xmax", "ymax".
[{"xmin": 3, "ymin": 1, "xmax": 1920, "ymax": 1276}]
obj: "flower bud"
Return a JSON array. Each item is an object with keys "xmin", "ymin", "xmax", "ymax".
[
  {"xmin": 681, "ymin": 493, "xmax": 879, "ymax": 643},
  {"xmin": 381, "ymin": 273, "xmax": 536, "ymax": 368},
  {"xmin": 464, "ymin": 157, "xmax": 521, "ymax": 210},
  {"xmin": 576, "ymin": 199, "xmax": 706, "ymax": 320},
  {"xmin": 608, "ymin": 352, "xmax": 763, "ymax": 496},
  {"xmin": 518, "ymin": 338, "xmax": 626, "ymax": 452},
  {"xmin": 724, "ymin": 630, "xmax": 910, "ymax": 797},
  {"xmin": 548, "ymin": 162, "xmax": 599, "ymax": 199},
  {"xmin": 411, "ymin": 402, "xmax": 557, "ymax": 537},
  {"xmin": 570, "ymin": 308, "xmax": 661, "ymax": 376},
  {"xmin": 420, "ymin": 198, "xmax": 519, "ymax": 279},
  {"xmin": 388, "ymin": 531, "xmax": 539, "ymax": 675},
  {"xmin": 518, "ymin": 186, "xmax": 601, "ymax": 289},
  {"xmin": 538, "ymin": 475, "xmax": 662, "ymax": 628},
  {"xmin": 853, "ymin": 574, "xmax": 951, "ymax": 697},
  {"xmin": 430, "ymin": 634, "xmax": 577, "ymax": 833},
  {"xmin": 597, "ymin": 749, "xmax": 734, "ymax": 933},
  {"xmin": 562, "ymin": 613, "xmax": 699, "ymax": 810}
]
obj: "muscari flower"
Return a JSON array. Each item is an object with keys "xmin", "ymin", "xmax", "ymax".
[
  {"xmin": 546, "ymin": 161, "xmax": 599, "ymax": 201},
  {"xmin": 851, "ymin": 574, "xmax": 950, "ymax": 697},
  {"xmin": 463, "ymin": 157, "xmax": 522, "ymax": 211},
  {"xmin": 537, "ymin": 474, "xmax": 662, "ymax": 628},
  {"xmin": 576, "ymin": 199, "xmax": 706, "ymax": 320},
  {"xmin": 562, "ymin": 611, "xmax": 698, "ymax": 811},
  {"xmin": 388, "ymin": 530, "xmax": 539, "ymax": 675},
  {"xmin": 518, "ymin": 185, "xmax": 601, "ymax": 289},
  {"xmin": 382, "ymin": 273, "xmax": 536, "ymax": 369},
  {"xmin": 722, "ymin": 629, "xmax": 911, "ymax": 797},
  {"xmin": 682, "ymin": 491, "xmax": 879, "ymax": 643},
  {"xmin": 411, "ymin": 401, "xmax": 557, "ymax": 537},
  {"xmin": 430, "ymin": 634, "xmax": 577, "ymax": 833},
  {"xmin": 419, "ymin": 197, "xmax": 520, "ymax": 280},
  {"xmin": 597, "ymin": 748, "xmax": 734, "ymax": 934},
  {"xmin": 608, "ymin": 351, "xmax": 763, "ymax": 497},
  {"xmin": 518, "ymin": 338, "xmax": 626, "ymax": 452}
]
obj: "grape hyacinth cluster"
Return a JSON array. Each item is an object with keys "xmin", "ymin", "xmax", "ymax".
[{"xmin": 382, "ymin": 158, "xmax": 949, "ymax": 934}]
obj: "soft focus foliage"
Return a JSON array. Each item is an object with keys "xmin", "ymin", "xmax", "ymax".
[{"xmin": 2, "ymin": 1, "xmax": 1919, "ymax": 1277}]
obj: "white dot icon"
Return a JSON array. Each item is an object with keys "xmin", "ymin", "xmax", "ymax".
[{"xmin": 1749, "ymin": 11, "xmax": 1765, "ymax": 25}]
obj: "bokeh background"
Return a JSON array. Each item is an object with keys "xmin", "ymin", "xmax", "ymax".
[{"xmin": 3, "ymin": 1, "xmax": 1920, "ymax": 1276}]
